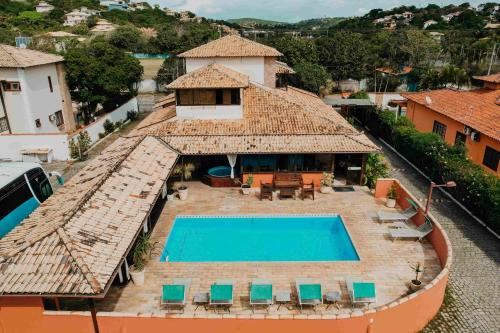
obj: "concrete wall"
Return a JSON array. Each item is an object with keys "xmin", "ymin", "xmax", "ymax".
[
  {"xmin": 368, "ymin": 92, "xmax": 403, "ymax": 111},
  {"xmin": 0, "ymin": 177, "xmax": 452, "ymax": 333},
  {"xmin": 186, "ymin": 57, "xmax": 266, "ymax": 85},
  {"xmin": 0, "ymin": 133, "xmax": 70, "ymax": 161},
  {"xmin": 176, "ymin": 104, "xmax": 242, "ymax": 119},
  {"xmin": 1, "ymin": 64, "xmax": 68, "ymax": 134},
  {"xmin": 264, "ymin": 57, "xmax": 276, "ymax": 88},
  {"xmin": 406, "ymin": 100, "xmax": 499, "ymax": 175},
  {"xmin": 71, "ymin": 98, "xmax": 138, "ymax": 143}
]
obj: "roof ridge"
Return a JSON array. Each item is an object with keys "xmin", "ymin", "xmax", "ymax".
[
  {"xmin": 0, "ymin": 136, "xmax": 147, "ymax": 260},
  {"xmin": 56, "ymin": 228, "xmax": 102, "ymax": 293}
]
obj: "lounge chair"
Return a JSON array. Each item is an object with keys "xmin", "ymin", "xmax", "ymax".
[
  {"xmin": 209, "ymin": 279, "xmax": 234, "ymax": 312},
  {"xmin": 250, "ymin": 278, "xmax": 273, "ymax": 312},
  {"xmin": 377, "ymin": 198, "xmax": 418, "ymax": 222},
  {"xmin": 389, "ymin": 218, "xmax": 433, "ymax": 241},
  {"xmin": 295, "ymin": 278, "xmax": 323, "ymax": 311},
  {"xmin": 345, "ymin": 277, "xmax": 376, "ymax": 307},
  {"xmin": 160, "ymin": 278, "xmax": 191, "ymax": 313}
]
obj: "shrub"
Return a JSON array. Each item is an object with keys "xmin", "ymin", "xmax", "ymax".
[
  {"xmin": 363, "ymin": 153, "xmax": 390, "ymax": 189},
  {"xmin": 127, "ymin": 110, "xmax": 138, "ymax": 121},
  {"xmin": 98, "ymin": 132, "xmax": 106, "ymax": 140},
  {"xmin": 69, "ymin": 131, "xmax": 92, "ymax": 161},
  {"xmin": 103, "ymin": 119, "xmax": 115, "ymax": 134}
]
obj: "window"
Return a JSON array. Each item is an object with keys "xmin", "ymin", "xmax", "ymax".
[
  {"xmin": 177, "ymin": 89, "xmax": 241, "ymax": 106},
  {"xmin": 54, "ymin": 110, "xmax": 64, "ymax": 126},
  {"xmin": 48, "ymin": 76, "xmax": 53, "ymax": 92},
  {"xmin": 482, "ymin": 146, "xmax": 499, "ymax": 171},
  {"xmin": 35, "ymin": 119, "xmax": 41, "ymax": 128},
  {"xmin": 2, "ymin": 81, "xmax": 21, "ymax": 91},
  {"xmin": 26, "ymin": 168, "xmax": 52, "ymax": 203},
  {"xmin": 0, "ymin": 175, "xmax": 32, "ymax": 221},
  {"xmin": 432, "ymin": 120, "xmax": 447, "ymax": 139},
  {"xmin": 455, "ymin": 131, "xmax": 466, "ymax": 146}
]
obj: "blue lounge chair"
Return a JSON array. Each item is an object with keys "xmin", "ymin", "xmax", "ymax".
[
  {"xmin": 377, "ymin": 198, "xmax": 418, "ymax": 222},
  {"xmin": 209, "ymin": 279, "xmax": 234, "ymax": 312},
  {"xmin": 346, "ymin": 278, "xmax": 376, "ymax": 307},
  {"xmin": 296, "ymin": 278, "xmax": 323, "ymax": 311},
  {"xmin": 250, "ymin": 278, "xmax": 273, "ymax": 312},
  {"xmin": 390, "ymin": 218, "xmax": 433, "ymax": 241},
  {"xmin": 161, "ymin": 278, "xmax": 191, "ymax": 313}
]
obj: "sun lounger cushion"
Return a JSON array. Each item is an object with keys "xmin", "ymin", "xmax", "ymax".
[
  {"xmin": 299, "ymin": 284, "xmax": 322, "ymax": 301},
  {"xmin": 211, "ymin": 284, "xmax": 233, "ymax": 302},
  {"xmin": 162, "ymin": 285, "xmax": 185, "ymax": 302},
  {"xmin": 353, "ymin": 282, "xmax": 376, "ymax": 299},
  {"xmin": 251, "ymin": 284, "xmax": 272, "ymax": 301}
]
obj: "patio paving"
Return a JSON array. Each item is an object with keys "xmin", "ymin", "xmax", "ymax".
[{"xmin": 96, "ymin": 182, "xmax": 441, "ymax": 317}]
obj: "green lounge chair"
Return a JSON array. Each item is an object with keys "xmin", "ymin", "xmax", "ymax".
[
  {"xmin": 250, "ymin": 278, "xmax": 273, "ymax": 312},
  {"xmin": 377, "ymin": 198, "xmax": 418, "ymax": 222},
  {"xmin": 161, "ymin": 278, "xmax": 191, "ymax": 313},
  {"xmin": 346, "ymin": 278, "xmax": 376, "ymax": 307},
  {"xmin": 210, "ymin": 279, "xmax": 234, "ymax": 312},
  {"xmin": 295, "ymin": 278, "xmax": 323, "ymax": 311},
  {"xmin": 389, "ymin": 218, "xmax": 433, "ymax": 241}
]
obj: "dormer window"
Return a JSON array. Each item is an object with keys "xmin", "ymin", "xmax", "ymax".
[{"xmin": 176, "ymin": 89, "xmax": 240, "ymax": 106}]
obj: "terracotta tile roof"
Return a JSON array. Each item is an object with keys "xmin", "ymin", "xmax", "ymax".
[
  {"xmin": 402, "ymin": 88, "xmax": 500, "ymax": 141},
  {"xmin": 473, "ymin": 73, "xmax": 500, "ymax": 83},
  {"xmin": 275, "ymin": 61, "xmax": 295, "ymax": 74},
  {"xmin": 0, "ymin": 44, "xmax": 63, "ymax": 68},
  {"xmin": 153, "ymin": 93, "xmax": 175, "ymax": 110},
  {"xmin": 0, "ymin": 136, "xmax": 178, "ymax": 296},
  {"xmin": 178, "ymin": 35, "xmax": 282, "ymax": 58},
  {"xmin": 167, "ymin": 63, "xmax": 249, "ymax": 89},
  {"xmin": 138, "ymin": 83, "xmax": 379, "ymax": 154}
]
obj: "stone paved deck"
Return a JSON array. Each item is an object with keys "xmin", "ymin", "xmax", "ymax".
[
  {"xmin": 96, "ymin": 183, "xmax": 441, "ymax": 317},
  {"xmin": 373, "ymin": 138, "xmax": 500, "ymax": 332}
]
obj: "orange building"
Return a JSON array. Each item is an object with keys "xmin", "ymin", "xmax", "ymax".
[{"xmin": 402, "ymin": 74, "xmax": 500, "ymax": 175}]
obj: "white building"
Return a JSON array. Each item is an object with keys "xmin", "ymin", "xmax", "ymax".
[
  {"xmin": 0, "ymin": 45, "xmax": 76, "ymax": 161},
  {"xmin": 36, "ymin": 1, "xmax": 54, "ymax": 13},
  {"xmin": 423, "ymin": 20, "xmax": 438, "ymax": 29},
  {"xmin": 63, "ymin": 7, "xmax": 98, "ymax": 26},
  {"xmin": 90, "ymin": 19, "xmax": 116, "ymax": 34},
  {"xmin": 441, "ymin": 12, "xmax": 461, "ymax": 23}
]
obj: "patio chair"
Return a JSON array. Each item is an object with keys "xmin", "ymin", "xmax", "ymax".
[
  {"xmin": 345, "ymin": 277, "xmax": 376, "ymax": 307},
  {"xmin": 209, "ymin": 279, "xmax": 234, "ymax": 312},
  {"xmin": 301, "ymin": 180, "xmax": 315, "ymax": 200},
  {"xmin": 249, "ymin": 278, "xmax": 273, "ymax": 312},
  {"xmin": 160, "ymin": 278, "xmax": 191, "ymax": 313},
  {"xmin": 377, "ymin": 198, "xmax": 418, "ymax": 223},
  {"xmin": 389, "ymin": 218, "xmax": 433, "ymax": 241},
  {"xmin": 260, "ymin": 181, "xmax": 273, "ymax": 201},
  {"xmin": 295, "ymin": 278, "xmax": 323, "ymax": 311}
]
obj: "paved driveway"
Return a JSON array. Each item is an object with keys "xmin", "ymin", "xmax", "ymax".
[{"xmin": 377, "ymin": 140, "xmax": 500, "ymax": 333}]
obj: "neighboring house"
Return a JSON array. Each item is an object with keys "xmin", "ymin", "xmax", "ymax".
[
  {"xmin": 484, "ymin": 22, "xmax": 500, "ymax": 29},
  {"xmin": 423, "ymin": 20, "xmax": 438, "ymax": 29},
  {"xmin": 35, "ymin": 1, "xmax": 54, "ymax": 13},
  {"xmin": 63, "ymin": 7, "xmax": 97, "ymax": 26},
  {"xmin": 143, "ymin": 35, "xmax": 379, "ymax": 186},
  {"xmin": 36, "ymin": 31, "xmax": 80, "ymax": 52},
  {"xmin": 0, "ymin": 45, "xmax": 76, "ymax": 161},
  {"xmin": 441, "ymin": 12, "xmax": 461, "ymax": 22},
  {"xmin": 402, "ymin": 74, "xmax": 500, "ymax": 175},
  {"xmin": 163, "ymin": 7, "xmax": 176, "ymax": 16},
  {"xmin": 90, "ymin": 19, "xmax": 116, "ymax": 34}
]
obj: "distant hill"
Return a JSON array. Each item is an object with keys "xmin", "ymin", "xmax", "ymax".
[
  {"xmin": 293, "ymin": 17, "xmax": 346, "ymax": 29},
  {"xmin": 226, "ymin": 18, "xmax": 288, "ymax": 27}
]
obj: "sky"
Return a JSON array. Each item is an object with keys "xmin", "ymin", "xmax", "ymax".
[{"xmin": 151, "ymin": 0, "xmax": 486, "ymax": 22}]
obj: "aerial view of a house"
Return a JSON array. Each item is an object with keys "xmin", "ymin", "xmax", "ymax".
[{"xmin": 0, "ymin": 2, "xmax": 498, "ymax": 333}]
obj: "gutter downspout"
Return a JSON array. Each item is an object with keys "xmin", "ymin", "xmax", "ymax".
[{"xmin": 88, "ymin": 299, "xmax": 100, "ymax": 333}]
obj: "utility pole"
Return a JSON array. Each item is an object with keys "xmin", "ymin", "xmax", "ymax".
[{"xmin": 487, "ymin": 43, "xmax": 497, "ymax": 75}]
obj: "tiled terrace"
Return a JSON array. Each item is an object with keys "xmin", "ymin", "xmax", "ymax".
[{"xmin": 96, "ymin": 182, "xmax": 441, "ymax": 317}]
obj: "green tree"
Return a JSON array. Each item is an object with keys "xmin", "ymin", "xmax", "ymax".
[
  {"xmin": 65, "ymin": 40, "xmax": 143, "ymax": 121},
  {"xmin": 363, "ymin": 153, "xmax": 389, "ymax": 189},
  {"xmin": 154, "ymin": 56, "xmax": 184, "ymax": 87},
  {"xmin": 108, "ymin": 25, "xmax": 145, "ymax": 51},
  {"xmin": 293, "ymin": 61, "xmax": 331, "ymax": 93},
  {"xmin": 274, "ymin": 35, "xmax": 318, "ymax": 67},
  {"xmin": 316, "ymin": 32, "xmax": 369, "ymax": 81},
  {"xmin": 399, "ymin": 29, "xmax": 441, "ymax": 66}
]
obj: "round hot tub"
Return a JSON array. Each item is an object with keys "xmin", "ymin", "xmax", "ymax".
[
  {"xmin": 204, "ymin": 166, "xmax": 236, "ymax": 187},
  {"xmin": 208, "ymin": 166, "xmax": 232, "ymax": 177}
]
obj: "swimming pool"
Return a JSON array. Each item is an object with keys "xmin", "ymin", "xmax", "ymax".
[{"xmin": 160, "ymin": 215, "xmax": 359, "ymax": 262}]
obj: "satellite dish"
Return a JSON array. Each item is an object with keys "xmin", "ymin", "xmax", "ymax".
[{"xmin": 425, "ymin": 96, "xmax": 432, "ymax": 105}]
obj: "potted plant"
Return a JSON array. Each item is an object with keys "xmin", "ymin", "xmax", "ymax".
[
  {"xmin": 241, "ymin": 174, "xmax": 253, "ymax": 195},
  {"xmin": 386, "ymin": 184, "xmax": 398, "ymax": 208},
  {"xmin": 320, "ymin": 172, "xmax": 334, "ymax": 194},
  {"xmin": 410, "ymin": 262, "xmax": 424, "ymax": 291},
  {"xmin": 166, "ymin": 188, "xmax": 175, "ymax": 201},
  {"xmin": 173, "ymin": 161, "xmax": 195, "ymax": 201},
  {"xmin": 129, "ymin": 232, "xmax": 156, "ymax": 286}
]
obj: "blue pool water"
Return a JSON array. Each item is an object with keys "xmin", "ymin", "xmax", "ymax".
[{"xmin": 160, "ymin": 215, "xmax": 359, "ymax": 262}]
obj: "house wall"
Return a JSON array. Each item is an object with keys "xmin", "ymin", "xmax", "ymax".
[
  {"xmin": 186, "ymin": 57, "xmax": 266, "ymax": 85},
  {"xmin": 264, "ymin": 57, "xmax": 276, "ymax": 88},
  {"xmin": 406, "ymin": 101, "xmax": 500, "ymax": 175},
  {"xmin": 0, "ymin": 179, "xmax": 451, "ymax": 333},
  {"xmin": 0, "ymin": 133, "xmax": 70, "ymax": 161},
  {"xmin": 176, "ymin": 104, "xmax": 242, "ymax": 119},
  {"xmin": 368, "ymin": 92, "xmax": 403, "ymax": 111},
  {"xmin": 1, "ymin": 64, "xmax": 68, "ymax": 134}
]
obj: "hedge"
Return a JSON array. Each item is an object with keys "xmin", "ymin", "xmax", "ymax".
[{"xmin": 354, "ymin": 107, "xmax": 500, "ymax": 234}]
